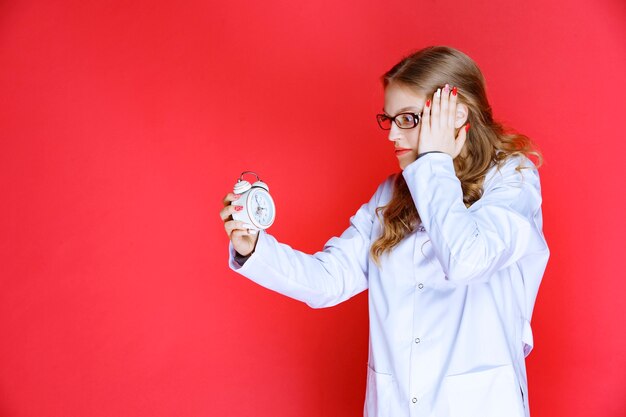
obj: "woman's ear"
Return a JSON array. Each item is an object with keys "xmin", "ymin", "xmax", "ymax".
[{"xmin": 454, "ymin": 103, "xmax": 468, "ymax": 129}]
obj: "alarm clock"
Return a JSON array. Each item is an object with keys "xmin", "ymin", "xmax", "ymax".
[{"xmin": 231, "ymin": 171, "xmax": 276, "ymax": 230}]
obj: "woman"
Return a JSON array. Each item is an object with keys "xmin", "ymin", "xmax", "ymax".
[{"xmin": 220, "ymin": 46, "xmax": 549, "ymax": 417}]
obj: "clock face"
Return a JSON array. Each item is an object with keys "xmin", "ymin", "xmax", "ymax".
[{"xmin": 247, "ymin": 188, "xmax": 275, "ymax": 228}]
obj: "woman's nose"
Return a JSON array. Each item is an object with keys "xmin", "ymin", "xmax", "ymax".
[{"xmin": 387, "ymin": 123, "xmax": 402, "ymax": 142}]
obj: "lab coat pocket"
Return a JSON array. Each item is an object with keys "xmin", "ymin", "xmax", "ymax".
[
  {"xmin": 443, "ymin": 364, "xmax": 524, "ymax": 417},
  {"xmin": 364, "ymin": 365, "xmax": 393, "ymax": 417}
]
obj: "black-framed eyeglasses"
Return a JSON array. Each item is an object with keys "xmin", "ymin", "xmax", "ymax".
[{"xmin": 376, "ymin": 112, "xmax": 421, "ymax": 130}]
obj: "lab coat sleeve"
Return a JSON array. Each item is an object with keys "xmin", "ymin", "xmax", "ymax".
[
  {"xmin": 228, "ymin": 181, "xmax": 385, "ymax": 308},
  {"xmin": 402, "ymin": 153, "xmax": 548, "ymax": 284}
]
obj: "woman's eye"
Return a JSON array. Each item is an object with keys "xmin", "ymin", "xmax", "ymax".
[{"xmin": 399, "ymin": 115, "xmax": 413, "ymax": 124}]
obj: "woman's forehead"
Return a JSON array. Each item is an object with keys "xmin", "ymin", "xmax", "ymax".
[
  {"xmin": 385, "ymin": 83, "xmax": 426, "ymax": 102},
  {"xmin": 383, "ymin": 84, "xmax": 426, "ymax": 114}
]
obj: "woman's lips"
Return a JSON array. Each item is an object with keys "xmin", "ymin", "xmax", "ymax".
[{"xmin": 395, "ymin": 148, "xmax": 412, "ymax": 156}]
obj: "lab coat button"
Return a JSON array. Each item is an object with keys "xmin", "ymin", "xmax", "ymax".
[
  {"xmin": 415, "ymin": 337, "xmax": 421, "ymax": 344},
  {"xmin": 418, "ymin": 283, "xmax": 424, "ymax": 290},
  {"xmin": 412, "ymin": 397, "xmax": 418, "ymax": 404}
]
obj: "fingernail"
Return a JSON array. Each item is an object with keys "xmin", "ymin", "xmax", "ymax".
[
  {"xmin": 235, "ymin": 206, "xmax": 243, "ymax": 211},
  {"xmin": 248, "ymin": 229, "xmax": 257, "ymax": 235},
  {"xmin": 452, "ymin": 86, "xmax": 457, "ymax": 96},
  {"xmin": 233, "ymin": 194, "xmax": 241, "ymax": 200},
  {"xmin": 465, "ymin": 123, "xmax": 470, "ymax": 132},
  {"xmin": 444, "ymin": 84, "xmax": 450, "ymax": 92},
  {"xmin": 435, "ymin": 88, "xmax": 441, "ymax": 98},
  {"xmin": 425, "ymin": 99, "xmax": 431, "ymax": 107}
]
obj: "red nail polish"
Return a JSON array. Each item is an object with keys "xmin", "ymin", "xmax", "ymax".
[
  {"xmin": 235, "ymin": 206, "xmax": 243, "ymax": 211},
  {"xmin": 465, "ymin": 123, "xmax": 470, "ymax": 132},
  {"xmin": 425, "ymin": 99, "xmax": 431, "ymax": 107},
  {"xmin": 452, "ymin": 87, "xmax": 457, "ymax": 96}
]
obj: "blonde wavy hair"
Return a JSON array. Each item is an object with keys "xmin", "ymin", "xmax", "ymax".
[{"xmin": 370, "ymin": 46, "xmax": 542, "ymax": 264}]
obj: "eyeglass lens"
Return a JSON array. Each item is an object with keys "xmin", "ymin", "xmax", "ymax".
[{"xmin": 376, "ymin": 113, "xmax": 419, "ymax": 130}]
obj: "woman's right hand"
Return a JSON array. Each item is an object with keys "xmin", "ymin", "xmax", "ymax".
[{"xmin": 220, "ymin": 193, "xmax": 260, "ymax": 257}]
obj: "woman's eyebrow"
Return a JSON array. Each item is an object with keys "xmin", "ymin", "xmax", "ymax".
[{"xmin": 381, "ymin": 106, "xmax": 421, "ymax": 115}]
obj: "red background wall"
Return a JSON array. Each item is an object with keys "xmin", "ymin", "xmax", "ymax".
[{"xmin": 1, "ymin": 0, "xmax": 625, "ymax": 416}]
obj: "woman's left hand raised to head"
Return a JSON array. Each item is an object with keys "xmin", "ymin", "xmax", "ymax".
[{"xmin": 418, "ymin": 83, "xmax": 469, "ymax": 158}]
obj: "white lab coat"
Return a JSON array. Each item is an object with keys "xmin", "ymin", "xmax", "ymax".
[{"xmin": 229, "ymin": 153, "xmax": 549, "ymax": 417}]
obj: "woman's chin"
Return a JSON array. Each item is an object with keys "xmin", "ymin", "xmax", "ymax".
[{"xmin": 399, "ymin": 159, "xmax": 413, "ymax": 170}]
